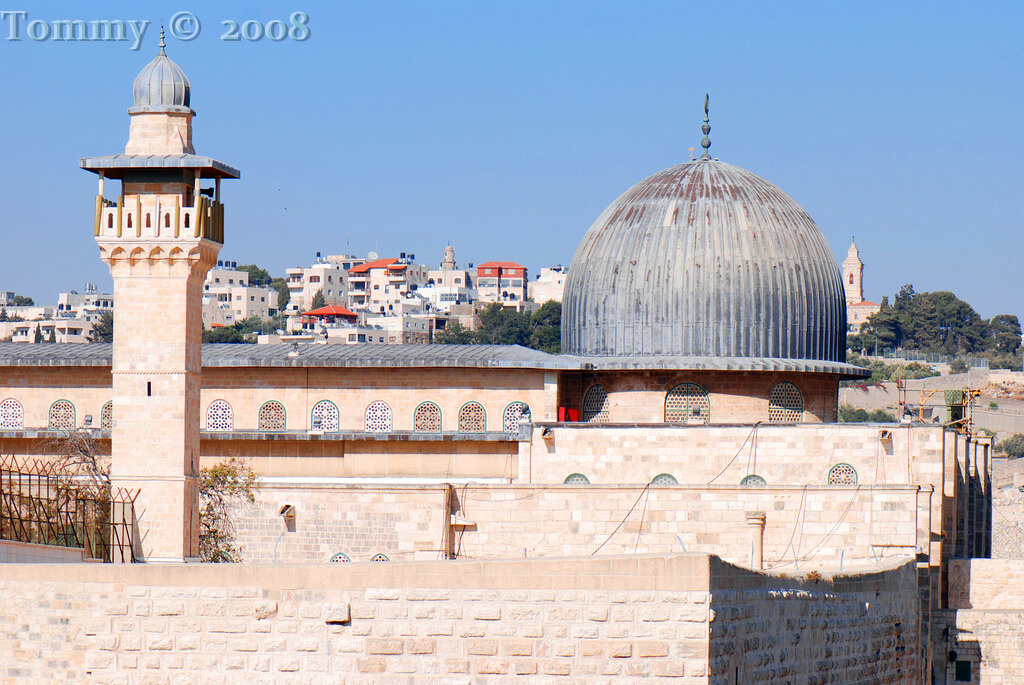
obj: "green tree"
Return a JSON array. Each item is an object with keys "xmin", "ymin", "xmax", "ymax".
[
  {"xmin": 199, "ymin": 457, "xmax": 262, "ymax": 562},
  {"xmin": 270, "ymin": 277, "xmax": 290, "ymax": 311},
  {"xmin": 33, "ymin": 324, "xmax": 42, "ymax": 343},
  {"xmin": 46, "ymin": 327, "xmax": 56, "ymax": 343},
  {"xmin": 12, "ymin": 295, "xmax": 34, "ymax": 306},
  {"xmin": 310, "ymin": 288, "xmax": 326, "ymax": 310},
  {"xmin": 236, "ymin": 264, "xmax": 272, "ymax": 285},
  {"xmin": 988, "ymin": 315, "xmax": 1022, "ymax": 354},
  {"xmin": 839, "ymin": 405, "xmax": 896, "ymax": 423},
  {"xmin": 203, "ymin": 327, "xmax": 248, "ymax": 343},
  {"xmin": 528, "ymin": 300, "xmax": 561, "ymax": 353},
  {"xmin": 434, "ymin": 321, "xmax": 475, "ymax": 344},
  {"xmin": 89, "ymin": 312, "xmax": 114, "ymax": 343},
  {"xmin": 0, "ymin": 308, "xmax": 7, "ymax": 322},
  {"xmin": 474, "ymin": 302, "xmax": 531, "ymax": 346},
  {"xmin": 997, "ymin": 434, "xmax": 1024, "ymax": 459},
  {"xmin": 949, "ymin": 358, "xmax": 968, "ymax": 374}
]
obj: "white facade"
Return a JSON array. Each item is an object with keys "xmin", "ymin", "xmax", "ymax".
[
  {"xmin": 528, "ymin": 266, "xmax": 566, "ymax": 303},
  {"xmin": 202, "ymin": 265, "xmax": 279, "ymax": 326}
]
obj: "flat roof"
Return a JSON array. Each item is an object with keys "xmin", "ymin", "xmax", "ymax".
[{"xmin": 79, "ymin": 154, "xmax": 241, "ymax": 179}]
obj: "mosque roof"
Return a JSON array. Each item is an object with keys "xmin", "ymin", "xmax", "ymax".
[{"xmin": 79, "ymin": 154, "xmax": 241, "ymax": 179}]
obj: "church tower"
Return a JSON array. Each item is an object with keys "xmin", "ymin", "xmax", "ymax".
[
  {"xmin": 81, "ymin": 33, "xmax": 239, "ymax": 562},
  {"xmin": 842, "ymin": 240, "xmax": 864, "ymax": 305}
]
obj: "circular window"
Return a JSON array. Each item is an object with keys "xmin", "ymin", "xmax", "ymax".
[
  {"xmin": 329, "ymin": 552, "xmax": 350, "ymax": 562},
  {"xmin": 563, "ymin": 473, "xmax": 590, "ymax": 485},
  {"xmin": 650, "ymin": 473, "xmax": 678, "ymax": 486},
  {"xmin": 740, "ymin": 474, "xmax": 767, "ymax": 487},
  {"xmin": 827, "ymin": 463, "xmax": 858, "ymax": 486}
]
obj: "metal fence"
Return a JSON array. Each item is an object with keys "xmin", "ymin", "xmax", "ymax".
[
  {"xmin": 0, "ymin": 455, "xmax": 137, "ymax": 562},
  {"xmin": 882, "ymin": 348, "xmax": 990, "ymax": 369}
]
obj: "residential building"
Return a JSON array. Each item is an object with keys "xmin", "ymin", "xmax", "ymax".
[
  {"xmin": 420, "ymin": 245, "xmax": 476, "ymax": 313},
  {"xmin": 475, "ymin": 261, "xmax": 527, "ymax": 303},
  {"xmin": 202, "ymin": 261, "xmax": 278, "ymax": 327},
  {"xmin": 283, "ymin": 254, "xmax": 360, "ymax": 315},
  {"xmin": 528, "ymin": 265, "xmax": 566, "ymax": 303},
  {"xmin": 347, "ymin": 256, "xmax": 428, "ymax": 315}
]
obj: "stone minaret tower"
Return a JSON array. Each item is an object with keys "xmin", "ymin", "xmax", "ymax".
[
  {"xmin": 842, "ymin": 240, "xmax": 864, "ymax": 305},
  {"xmin": 81, "ymin": 33, "xmax": 239, "ymax": 562},
  {"xmin": 441, "ymin": 245, "xmax": 456, "ymax": 271}
]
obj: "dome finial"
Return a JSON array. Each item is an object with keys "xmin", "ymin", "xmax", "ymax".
[
  {"xmin": 699, "ymin": 93, "xmax": 711, "ymax": 160},
  {"xmin": 158, "ymin": 26, "xmax": 166, "ymax": 55}
]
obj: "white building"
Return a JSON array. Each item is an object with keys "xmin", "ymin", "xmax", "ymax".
[
  {"xmin": 283, "ymin": 253, "xmax": 366, "ymax": 315},
  {"xmin": 528, "ymin": 265, "xmax": 566, "ymax": 303},
  {"xmin": 202, "ymin": 262, "xmax": 279, "ymax": 327},
  {"xmin": 347, "ymin": 256, "xmax": 428, "ymax": 315}
]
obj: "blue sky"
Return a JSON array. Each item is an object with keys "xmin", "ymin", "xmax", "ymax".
[{"xmin": 1, "ymin": 1, "xmax": 1021, "ymax": 320}]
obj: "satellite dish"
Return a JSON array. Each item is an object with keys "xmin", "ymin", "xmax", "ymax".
[{"xmin": 367, "ymin": 251, "xmax": 379, "ymax": 261}]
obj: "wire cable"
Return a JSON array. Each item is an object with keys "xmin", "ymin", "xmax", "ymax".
[{"xmin": 591, "ymin": 483, "xmax": 650, "ymax": 555}]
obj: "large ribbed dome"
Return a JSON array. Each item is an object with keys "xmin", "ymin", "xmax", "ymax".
[
  {"xmin": 131, "ymin": 39, "xmax": 190, "ymax": 110},
  {"xmin": 562, "ymin": 159, "xmax": 846, "ymax": 362}
]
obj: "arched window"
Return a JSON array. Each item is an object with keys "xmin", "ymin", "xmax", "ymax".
[
  {"xmin": 563, "ymin": 473, "xmax": 590, "ymax": 485},
  {"xmin": 48, "ymin": 400, "xmax": 75, "ymax": 430},
  {"xmin": 365, "ymin": 401, "xmax": 392, "ymax": 432},
  {"xmin": 0, "ymin": 398, "xmax": 24, "ymax": 429},
  {"xmin": 849, "ymin": 273, "xmax": 854, "ymax": 284},
  {"xmin": 258, "ymin": 401, "xmax": 286, "ymax": 431},
  {"xmin": 311, "ymin": 400, "xmax": 339, "ymax": 431},
  {"xmin": 101, "ymin": 401, "xmax": 113, "ymax": 430},
  {"xmin": 164, "ymin": 213, "xmax": 170, "ymax": 228},
  {"xmin": 581, "ymin": 385, "xmax": 609, "ymax": 423},
  {"xmin": 503, "ymin": 402, "xmax": 531, "ymax": 433},
  {"xmin": 126, "ymin": 213, "xmax": 132, "ymax": 228},
  {"xmin": 413, "ymin": 402, "xmax": 442, "ymax": 432},
  {"xmin": 206, "ymin": 400, "xmax": 233, "ymax": 431},
  {"xmin": 184, "ymin": 214, "xmax": 190, "ymax": 229},
  {"xmin": 458, "ymin": 402, "xmax": 486, "ymax": 433},
  {"xmin": 827, "ymin": 463, "xmax": 858, "ymax": 486},
  {"xmin": 768, "ymin": 382, "xmax": 804, "ymax": 423},
  {"xmin": 370, "ymin": 553, "xmax": 389, "ymax": 562},
  {"xmin": 145, "ymin": 213, "xmax": 151, "ymax": 228},
  {"xmin": 740, "ymin": 474, "xmax": 767, "ymax": 487},
  {"xmin": 107, "ymin": 214, "xmax": 113, "ymax": 228},
  {"xmin": 665, "ymin": 383, "xmax": 710, "ymax": 423},
  {"xmin": 650, "ymin": 473, "xmax": 678, "ymax": 486},
  {"xmin": 329, "ymin": 552, "xmax": 351, "ymax": 562}
]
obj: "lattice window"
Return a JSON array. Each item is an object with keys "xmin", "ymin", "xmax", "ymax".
[
  {"xmin": 413, "ymin": 402, "xmax": 442, "ymax": 432},
  {"xmin": 768, "ymin": 382, "xmax": 803, "ymax": 423},
  {"xmin": 740, "ymin": 474, "xmax": 767, "ymax": 487},
  {"xmin": 581, "ymin": 385, "xmax": 609, "ymax": 423},
  {"xmin": 665, "ymin": 383, "xmax": 710, "ymax": 423},
  {"xmin": 311, "ymin": 400, "xmax": 339, "ymax": 431},
  {"xmin": 0, "ymin": 398, "xmax": 24, "ymax": 429},
  {"xmin": 827, "ymin": 463, "xmax": 858, "ymax": 486},
  {"xmin": 563, "ymin": 473, "xmax": 590, "ymax": 485},
  {"xmin": 258, "ymin": 401, "xmax": 286, "ymax": 431},
  {"xmin": 48, "ymin": 400, "xmax": 75, "ymax": 430},
  {"xmin": 650, "ymin": 473, "xmax": 678, "ymax": 486},
  {"xmin": 206, "ymin": 400, "xmax": 233, "ymax": 431},
  {"xmin": 101, "ymin": 401, "xmax": 113, "ymax": 429},
  {"xmin": 365, "ymin": 401, "xmax": 392, "ymax": 433},
  {"xmin": 329, "ymin": 552, "xmax": 350, "ymax": 562},
  {"xmin": 503, "ymin": 402, "xmax": 531, "ymax": 433},
  {"xmin": 370, "ymin": 553, "xmax": 389, "ymax": 562},
  {"xmin": 458, "ymin": 402, "xmax": 486, "ymax": 433}
]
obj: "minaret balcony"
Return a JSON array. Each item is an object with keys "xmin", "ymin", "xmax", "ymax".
[{"xmin": 94, "ymin": 194, "xmax": 224, "ymax": 244}]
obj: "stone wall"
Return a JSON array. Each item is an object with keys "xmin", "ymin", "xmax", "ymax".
[
  {"xmin": 0, "ymin": 540, "xmax": 86, "ymax": 563},
  {"xmin": 0, "ymin": 554, "xmax": 919, "ymax": 683}
]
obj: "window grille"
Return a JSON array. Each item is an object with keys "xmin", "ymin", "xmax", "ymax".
[
  {"xmin": 827, "ymin": 463, "xmax": 858, "ymax": 486},
  {"xmin": 329, "ymin": 552, "xmax": 351, "ymax": 562},
  {"xmin": 311, "ymin": 400, "xmax": 339, "ymax": 431},
  {"xmin": 503, "ymin": 402, "xmax": 531, "ymax": 433},
  {"xmin": 581, "ymin": 385, "xmax": 609, "ymax": 423},
  {"xmin": 665, "ymin": 383, "xmax": 710, "ymax": 423},
  {"xmin": 365, "ymin": 401, "xmax": 392, "ymax": 433},
  {"xmin": 0, "ymin": 398, "xmax": 24, "ymax": 429},
  {"xmin": 563, "ymin": 473, "xmax": 590, "ymax": 485},
  {"xmin": 206, "ymin": 400, "xmax": 233, "ymax": 431},
  {"xmin": 48, "ymin": 400, "xmax": 76, "ymax": 430},
  {"xmin": 740, "ymin": 474, "xmax": 767, "ymax": 487},
  {"xmin": 258, "ymin": 401, "xmax": 286, "ymax": 431},
  {"xmin": 101, "ymin": 401, "xmax": 113, "ymax": 430},
  {"xmin": 650, "ymin": 473, "xmax": 678, "ymax": 486},
  {"xmin": 768, "ymin": 382, "xmax": 803, "ymax": 423},
  {"xmin": 458, "ymin": 402, "xmax": 486, "ymax": 433},
  {"xmin": 370, "ymin": 553, "xmax": 389, "ymax": 562},
  {"xmin": 413, "ymin": 402, "xmax": 442, "ymax": 432}
]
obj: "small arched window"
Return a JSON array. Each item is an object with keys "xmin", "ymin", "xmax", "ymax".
[
  {"xmin": 101, "ymin": 401, "xmax": 113, "ymax": 430},
  {"xmin": 329, "ymin": 552, "xmax": 351, "ymax": 562},
  {"xmin": 849, "ymin": 273, "xmax": 854, "ymax": 284},
  {"xmin": 581, "ymin": 385, "xmax": 609, "ymax": 423},
  {"xmin": 126, "ymin": 213, "xmax": 132, "ymax": 228},
  {"xmin": 665, "ymin": 383, "xmax": 710, "ymax": 423},
  {"xmin": 206, "ymin": 400, "xmax": 233, "ymax": 431},
  {"xmin": 365, "ymin": 401, "xmax": 392, "ymax": 432},
  {"xmin": 650, "ymin": 473, "xmax": 678, "ymax": 486},
  {"xmin": 184, "ymin": 214, "xmax": 190, "ymax": 229},
  {"xmin": 370, "ymin": 553, "xmax": 390, "ymax": 562},
  {"xmin": 0, "ymin": 398, "xmax": 24, "ymax": 429},
  {"xmin": 311, "ymin": 400, "xmax": 339, "ymax": 431},
  {"xmin": 503, "ymin": 402, "xmax": 531, "ymax": 433},
  {"xmin": 48, "ymin": 400, "xmax": 76, "ymax": 430},
  {"xmin": 145, "ymin": 213, "xmax": 151, "ymax": 228},
  {"xmin": 740, "ymin": 474, "xmax": 767, "ymax": 487},
  {"xmin": 563, "ymin": 473, "xmax": 590, "ymax": 485},
  {"xmin": 827, "ymin": 463, "xmax": 858, "ymax": 486},
  {"xmin": 768, "ymin": 382, "xmax": 804, "ymax": 423},
  {"xmin": 258, "ymin": 401, "xmax": 286, "ymax": 431},
  {"xmin": 458, "ymin": 402, "xmax": 486, "ymax": 433},
  {"xmin": 164, "ymin": 213, "xmax": 170, "ymax": 228},
  {"xmin": 107, "ymin": 214, "xmax": 113, "ymax": 228},
  {"xmin": 413, "ymin": 402, "xmax": 442, "ymax": 432}
]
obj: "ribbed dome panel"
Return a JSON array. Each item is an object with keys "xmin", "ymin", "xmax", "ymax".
[
  {"xmin": 562, "ymin": 159, "xmax": 846, "ymax": 362},
  {"xmin": 132, "ymin": 53, "xmax": 191, "ymax": 108}
]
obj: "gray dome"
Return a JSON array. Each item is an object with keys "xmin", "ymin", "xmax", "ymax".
[
  {"xmin": 562, "ymin": 159, "xmax": 846, "ymax": 362},
  {"xmin": 131, "ymin": 42, "xmax": 190, "ymax": 111}
]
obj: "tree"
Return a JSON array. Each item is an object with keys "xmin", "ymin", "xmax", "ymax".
[
  {"xmin": 997, "ymin": 434, "xmax": 1024, "ymax": 459},
  {"xmin": 310, "ymin": 288, "xmax": 326, "ymax": 310},
  {"xmin": 839, "ymin": 405, "xmax": 896, "ymax": 423},
  {"xmin": 434, "ymin": 320, "xmax": 475, "ymax": 344},
  {"xmin": 0, "ymin": 308, "xmax": 7, "ymax": 322},
  {"xmin": 989, "ymin": 315, "xmax": 1022, "ymax": 354},
  {"xmin": 949, "ymin": 358, "xmax": 968, "ymax": 374},
  {"xmin": 203, "ymin": 326, "xmax": 248, "ymax": 343},
  {"xmin": 12, "ymin": 295, "xmax": 34, "ymax": 306},
  {"xmin": 475, "ymin": 302, "xmax": 530, "ymax": 346},
  {"xmin": 199, "ymin": 457, "xmax": 262, "ymax": 562},
  {"xmin": 270, "ymin": 277, "xmax": 290, "ymax": 311},
  {"xmin": 89, "ymin": 312, "xmax": 114, "ymax": 343},
  {"xmin": 46, "ymin": 327, "xmax": 56, "ymax": 343},
  {"xmin": 33, "ymin": 324, "xmax": 42, "ymax": 343},
  {"xmin": 528, "ymin": 300, "xmax": 561, "ymax": 353},
  {"xmin": 236, "ymin": 264, "xmax": 272, "ymax": 285}
]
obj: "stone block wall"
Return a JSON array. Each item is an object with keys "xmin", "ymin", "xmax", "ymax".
[
  {"xmin": 0, "ymin": 540, "xmax": 86, "ymax": 563},
  {"xmin": 0, "ymin": 554, "xmax": 920, "ymax": 683}
]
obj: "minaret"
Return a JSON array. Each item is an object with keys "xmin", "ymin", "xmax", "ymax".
[
  {"xmin": 842, "ymin": 240, "xmax": 864, "ymax": 305},
  {"xmin": 81, "ymin": 33, "xmax": 239, "ymax": 562},
  {"xmin": 441, "ymin": 245, "xmax": 456, "ymax": 271}
]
